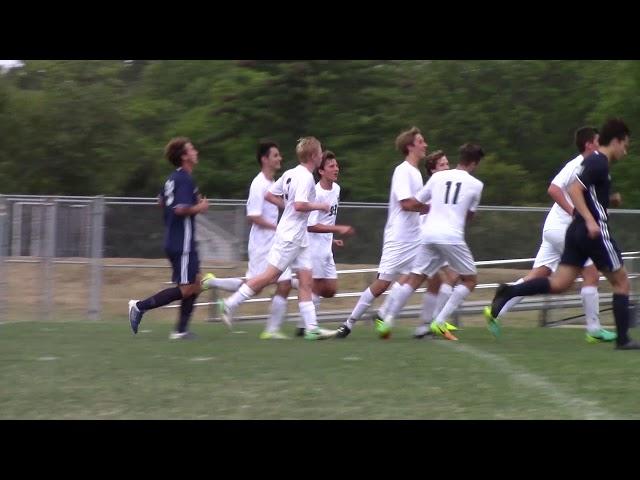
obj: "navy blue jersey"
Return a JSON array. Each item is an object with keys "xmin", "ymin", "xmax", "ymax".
[
  {"xmin": 161, "ymin": 168, "xmax": 199, "ymax": 253},
  {"xmin": 575, "ymin": 151, "xmax": 610, "ymax": 224}
]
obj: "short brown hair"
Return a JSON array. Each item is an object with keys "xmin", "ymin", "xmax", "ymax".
[
  {"xmin": 395, "ymin": 127, "xmax": 421, "ymax": 156},
  {"xmin": 574, "ymin": 127, "xmax": 598, "ymax": 153},
  {"xmin": 425, "ymin": 150, "xmax": 446, "ymax": 176},
  {"xmin": 296, "ymin": 137, "xmax": 322, "ymax": 163},
  {"xmin": 458, "ymin": 143, "xmax": 485, "ymax": 166},
  {"xmin": 165, "ymin": 137, "xmax": 191, "ymax": 167}
]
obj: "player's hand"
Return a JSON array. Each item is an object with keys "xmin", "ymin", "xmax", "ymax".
[
  {"xmin": 610, "ymin": 192, "xmax": 622, "ymax": 207},
  {"xmin": 319, "ymin": 202, "xmax": 331, "ymax": 213},
  {"xmin": 419, "ymin": 204, "xmax": 430, "ymax": 215},
  {"xmin": 333, "ymin": 239, "xmax": 344, "ymax": 248},
  {"xmin": 586, "ymin": 221, "xmax": 601, "ymax": 239},
  {"xmin": 336, "ymin": 225, "xmax": 355, "ymax": 236},
  {"xmin": 198, "ymin": 196, "xmax": 209, "ymax": 213}
]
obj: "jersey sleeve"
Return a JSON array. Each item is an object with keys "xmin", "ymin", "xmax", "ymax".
[
  {"xmin": 294, "ymin": 175, "xmax": 314, "ymax": 203},
  {"xmin": 173, "ymin": 175, "xmax": 194, "ymax": 209},
  {"xmin": 246, "ymin": 179, "xmax": 264, "ymax": 217},
  {"xmin": 414, "ymin": 177, "xmax": 433, "ymax": 204},
  {"xmin": 576, "ymin": 156, "xmax": 607, "ymax": 189},
  {"xmin": 468, "ymin": 182, "xmax": 483, "ymax": 212},
  {"xmin": 269, "ymin": 175, "xmax": 285, "ymax": 196},
  {"xmin": 393, "ymin": 166, "xmax": 415, "ymax": 201},
  {"xmin": 551, "ymin": 161, "xmax": 578, "ymax": 190}
]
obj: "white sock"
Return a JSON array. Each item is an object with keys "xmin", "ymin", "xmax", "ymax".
[
  {"xmin": 581, "ymin": 286, "xmax": 601, "ymax": 333},
  {"xmin": 299, "ymin": 301, "xmax": 318, "ymax": 330},
  {"xmin": 312, "ymin": 292, "xmax": 321, "ymax": 311},
  {"xmin": 384, "ymin": 283, "xmax": 415, "ymax": 327},
  {"xmin": 347, "ymin": 287, "xmax": 377, "ymax": 325},
  {"xmin": 207, "ymin": 277, "xmax": 244, "ymax": 292},
  {"xmin": 378, "ymin": 282, "xmax": 400, "ymax": 319},
  {"xmin": 497, "ymin": 278, "xmax": 525, "ymax": 319},
  {"xmin": 266, "ymin": 295, "xmax": 288, "ymax": 333},
  {"xmin": 434, "ymin": 284, "xmax": 471, "ymax": 325},
  {"xmin": 290, "ymin": 278, "xmax": 300, "ymax": 290},
  {"xmin": 420, "ymin": 292, "xmax": 438, "ymax": 323},
  {"xmin": 225, "ymin": 283, "xmax": 255, "ymax": 311},
  {"xmin": 433, "ymin": 283, "xmax": 453, "ymax": 319}
]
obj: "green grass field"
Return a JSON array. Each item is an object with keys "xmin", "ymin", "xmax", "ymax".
[{"xmin": 2, "ymin": 318, "xmax": 640, "ymax": 420}]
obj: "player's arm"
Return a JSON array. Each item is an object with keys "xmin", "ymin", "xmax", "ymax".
[
  {"xmin": 264, "ymin": 191, "xmax": 285, "ymax": 210},
  {"xmin": 400, "ymin": 197, "xmax": 428, "ymax": 212},
  {"xmin": 248, "ymin": 213, "xmax": 277, "ymax": 230},
  {"xmin": 466, "ymin": 184, "xmax": 482, "ymax": 223},
  {"xmin": 568, "ymin": 180, "xmax": 600, "ymax": 238},
  {"xmin": 547, "ymin": 184, "xmax": 574, "ymax": 216},
  {"xmin": 294, "ymin": 178, "xmax": 329, "ymax": 212},
  {"xmin": 307, "ymin": 223, "xmax": 355, "ymax": 236},
  {"xmin": 173, "ymin": 178, "xmax": 208, "ymax": 216}
]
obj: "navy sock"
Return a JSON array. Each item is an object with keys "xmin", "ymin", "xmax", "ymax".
[
  {"xmin": 613, "ymin": 293, "xmax": 631, "ymax": 346},
  {"xmin": 510, "ymin": 277, "xmax": 551, "ymax": 297},
  {"xmin": 137, "ymin": 287, "xmax": 183, "ymax": 311},
  {"xmin": 177, "ymin": 294, "xmax": 197, "ymax": 333}
]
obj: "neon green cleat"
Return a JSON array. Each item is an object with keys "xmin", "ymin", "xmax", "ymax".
[
  {"xmin": 484, "ymin": 306, "xmax": 501, "ymax": 338},
  {"xmin": 304, "ymin": 328, "xmax": 336, "ymax": 340},
  {"xmin": 259, "ymin": 330, "xmax": 290, "ymax": 340},
  {"xmin": 201, "ymin": 272, "xmax": 216, "ymax": 291},
  {"xmin": 430, "ymin": 321, "xmax": 458, "ymax": 340},
  {"xmin": 586, "ymin": 328, "xmax": 617, "ymax": 343},
  {"xmin": 375, "ymin": 318, "xmax": 392, "ymax": 339},
  {"xmin": 444, "ymin": 322, "xmax": 459, "ymax": 331}
]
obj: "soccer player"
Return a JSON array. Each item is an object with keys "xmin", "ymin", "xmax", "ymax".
[
  {"xmin": 219, "ymin": 137, "xmax": 336, "ymax": 340},
  {"xmin": 128, "ymin": 137, "xmax": 209, "ymax": 339},
  {"xmin": 201, "ymin": 141, "xmax": 294, "ymax": 340},
  {"xmin": 376, "ymin": 143, "xmax": 485, "ymax": 340},
  {"xmin": 335, "ymin": 127, "xmax": 428, "ymax": 339},
  {"xmin": 488, "ymin": 118, "xmax": 640, "ymax": 350},
  {"xmin": 483, "ymin": 127, "xmax": 616, "ymax": 343},
  {"xmin": 293, "ymin": 150, "xmax": 355, "ymax": 336},
  {"xmin": 414, "ymin": 150, "xmax": 461, "ymax": 338}
]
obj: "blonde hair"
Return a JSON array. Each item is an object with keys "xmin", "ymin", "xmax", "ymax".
[
  {"xmin": 296, "ymin": 136, "xmax": 322, "ymax": 163},
  {"xmin": 395, "ymin": 127, "xmax": 421, "ymax": 156}
]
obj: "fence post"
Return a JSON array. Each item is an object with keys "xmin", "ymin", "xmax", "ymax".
[
  {"xmin": 11, "ymin": 201, "xmax": 21, "ymax": 256},
  {"xmin": 0, "ymin": 196, "xmax": 8, "ymax": 322},
  {"xmin": 42, "ymin": 198, "xmax": 57, "ymax": 321},
  {"xmin": 88, "ymin": 196, "xmax": 105, "ymax": 321}
]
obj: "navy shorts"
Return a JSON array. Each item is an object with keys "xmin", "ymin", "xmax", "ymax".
[
  {"xmin": 560, "ymin": 220, "xmax": 623, "ymax": 273},
  {"xmin": 166, "ymin": 249, "xmax": 201, "ymax": 285}
]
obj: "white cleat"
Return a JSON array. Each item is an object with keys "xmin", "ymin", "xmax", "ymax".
[
  {"xmin": 317, "ymin": 327, "xmax": 337, "ymax": 339},
  {"xmin": 218, "ymin": 300, "xmax": 233, "ymax": 330}
]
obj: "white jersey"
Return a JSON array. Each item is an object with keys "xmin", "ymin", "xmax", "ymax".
[
  {"xmin": 308, "ymin": 182, "xmax": 341, "ymax": 256},
  {"xmin": 542, "ymin": 154, "xmax": 583, "ymax": 232},
  {"xmin": 416, "ymin": 169, "xmax": 483, "ymax": 244},
  {"xmin": 269, "ymin": 164, "xmax": 316, "ymax": 246},
  {"xmin": 383, "ymin": 160, "xmax": 424, "ymax": 243},
  {"xmin": 246, "ymin": 171, "xmax": 279, "ymax": 254}
]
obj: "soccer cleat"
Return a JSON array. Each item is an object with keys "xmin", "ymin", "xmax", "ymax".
[
  {"xmin": 218, "ymin": 299, "xmax": 233, "ymax": 330},
  {"xmin": 430, "ymin": 321, "xmax": 458, "ymax": 341},
  {"xmin": 128, "ymin": 300, "xmax": 143, "ymax": 334},
  {"xmin": 201, "ymin": 272, "xmax": 216, "ymax": 291},
  {"xmin": 444, "ymin": 322, "xmax": 459, "ymax": 331},
  {"xmin": 490, "ymin": 283, "xmax": 514, "ymax": 320},
  {"xmin": 304, "ymin": 327, "xmax": 336, "ymax": 340},
  {"xmin": 484, "ymin": 306, "xmax": 502, "ymax": 338},
  {"xmin": 169, "ymin": 331, "xmax": 198, "ymax": 340},
  {"xmin": 259, "ymin": 330, "xmax": 290, "ymax": 340},
  {"xmin": 586, "ymin": 328, "xmax": 617, "ymax": 344},
  {"xmin": 375, "ymin": 318, "xmax": 392, "ymax": 339},
  {"xmin": 295, "ymin": 327, "xmax": 306, "ymax": 337},
  {"xmin": 334, "ymin": 324, "xmax": 352, "ymax": 339},
  {"xmin": 615, "ymin": 339, "xmax": 640, "ymax": 350}
]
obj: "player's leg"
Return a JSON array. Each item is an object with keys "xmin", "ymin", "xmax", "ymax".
[
  {"xmin": 128, "ymin": 250, "xmax": 189, "ymax": 334},
  {"xmin": 171, "ymin": 251, "xmax": 203, "ymax": 339},
  {"xmin": 581, "ymin": 261, "xmax": 615, "ymax": 342}
]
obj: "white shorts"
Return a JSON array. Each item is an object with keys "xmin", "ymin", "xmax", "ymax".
[
  {"xmin": 412, "ymin": 243, "xmax": 477, "ymax": 277},
  {"xmin": 311, "ymin": 251, "xmax": 337, "ymax": 279},
  {"xmin": 533, "ymin": 228, "xmax": 593, "ymax": 272},
  {"xmin": 247, "ymin": 243, "xmax": 292, "ymax": 281},
  {"xmin": 266, "ymin": 237, "xmax": 312, "ymax": 273},
  {"xmin": 377, "ymin": 241, "xmax": 419, "ymax": 281}
]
